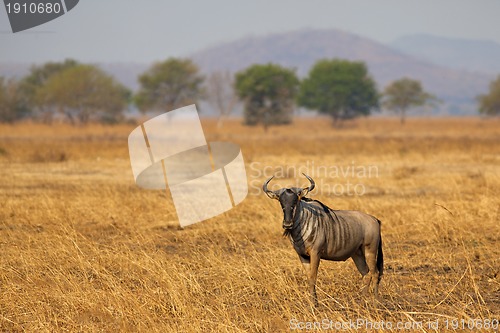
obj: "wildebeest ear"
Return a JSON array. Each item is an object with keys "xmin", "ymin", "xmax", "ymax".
[
  {"xmin": 298, "ymin": 188, "xmax": 310, "ymax": 199},
  {"xmin": 265, "ymin": 191, "xmax": 279, "ymax": 200}
]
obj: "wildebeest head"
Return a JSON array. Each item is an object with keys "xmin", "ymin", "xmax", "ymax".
[{"xmin": 263, "ymin": 173, "xmax": 315, "ymax": 229}]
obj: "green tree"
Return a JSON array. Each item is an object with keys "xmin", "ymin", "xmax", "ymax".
[
  {"xmin": 477, "ymin": 75, "xmax": 500, "ymax": 116},
  {"xmin": 35, "ymin": 64, "xmax": 130, "ymax": 124},
  {"xmin": 0, "ymin": 77, "xmax": 28, "ymax": 123},
  {"xmin": 135, "ymin": 58, "xmax": 204, "ymax": 113},
  {"xmin": 382, "ymin": 78, "xmax": 436, "ymax": 124},
  {"xmin": 298, "ymin": 59, "xmax": 379, "ymax": 125},
  {"xmin": 20, "ymin": 59, "xmax": 79, "ymax": 122},
  {"xmin": 235, "ymin": 63, "xmax": 299, "ymax": 130}
]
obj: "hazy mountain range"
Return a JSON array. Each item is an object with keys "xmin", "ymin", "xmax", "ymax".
[
  {"xmin": 191, "ymin": 29, "xmax": 497, "ymax": 115},
  {"xmin": 391, "ymin": 34, "xmax": 500, "ymax": 74},
  {"xmin": 1, "ymin": 29, "xmax": 499, "ymax": 115}
]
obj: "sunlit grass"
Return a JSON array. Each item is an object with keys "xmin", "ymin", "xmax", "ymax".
[{"xmin": 0, "ymin": 117, "xmax": 499, "ymax": 332}]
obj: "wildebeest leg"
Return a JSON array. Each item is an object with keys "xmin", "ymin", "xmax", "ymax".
[
  {"xmin": 364, "ymin": 244, "xmax": 380, "ymax": 298},
  {"xmin": 299, "ymin": 254, "xmax": 310, "ymax": 276},
  {"xmin": 352, "ymin": 247, "xmax": 369, "ymax": 276},
  {"xmin": 351, "ymin": 248, "xmax": 369, "ymax": 294},
  {"xmin": 308, "ymin": 252, "xmax": 320, "ymax": 307},
  {"xmin": 299, "ymin": 254, "xmax": 316, "ymax": 306}
]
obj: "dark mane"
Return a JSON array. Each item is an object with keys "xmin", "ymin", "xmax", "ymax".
[
  {"xmin": 302, "ymin": 197, "xmax": 334, "ymax": 213},
  {"xmin": 302, "ymin": 197, "xmax": 339, "ymax": 223},
  {"xmin": 283, "ymin": 197, "xmax": 336, "ymax": 237}
]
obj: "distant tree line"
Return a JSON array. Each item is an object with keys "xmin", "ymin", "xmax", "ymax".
[
  {"xmin": 0, "ymin": 57, "xmax": 498, "ymax": 125},
  {"xmin": 0, "ymin": 60, "xmax": 131, "ymax": 124}
]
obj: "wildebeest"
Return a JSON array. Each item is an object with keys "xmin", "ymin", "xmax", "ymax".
[{"xmin": 263, "ymin": 173, "xmax": 383, "ymax": 306}]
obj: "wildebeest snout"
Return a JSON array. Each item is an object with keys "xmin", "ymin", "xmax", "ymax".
[
  {"xmin": 280, "ymin": 189, "xmax": 299, "ymax": 228},
  {"xmin": 282, "ymin": 215, "xmax": 294, "ymax": 229},
  {"xmin": 282, "ymin": 204, "xmax": 296, "ymax": 228}
]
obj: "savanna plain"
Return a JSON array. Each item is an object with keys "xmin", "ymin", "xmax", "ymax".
[{"xmin": 0, "ymin": 117, "xmax": 499, "ymax": 332}]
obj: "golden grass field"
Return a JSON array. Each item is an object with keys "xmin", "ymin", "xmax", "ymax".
[{"xmin": 0, "ymin": 117, "xmax": 499, "ymax": 332}]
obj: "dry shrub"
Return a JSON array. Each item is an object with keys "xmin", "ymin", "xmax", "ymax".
[
  {"xmin": 29, "ymin": 149, "xmax": 68, "ymax": 163},
  {"xmin": 392, "ymin": 166, "xmax": 419, "ymax": 180}
]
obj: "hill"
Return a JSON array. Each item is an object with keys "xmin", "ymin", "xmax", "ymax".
[
  {"xmin": 192, "ymin": 29, "xmax": 494, "ymax": 115},
  {"xmin": 391, "ymin": 34, "xmax": 500, "ymax": 75}
]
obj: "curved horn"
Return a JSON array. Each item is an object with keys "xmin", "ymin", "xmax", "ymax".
[
  {"xmin": 263, "ymin": 176, "xmax": 278, "ymax": 199},
  {"xmin": 302, "ymin": 173, "xmax": 315, "ymax": 192}
]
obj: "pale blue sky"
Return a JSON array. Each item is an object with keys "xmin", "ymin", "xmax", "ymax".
[{"xmin": 1, "ymin": 0, "xmax": 500, "ymax": 63}]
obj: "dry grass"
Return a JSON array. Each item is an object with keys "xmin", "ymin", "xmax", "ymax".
[{"xmin": 0, "ymin": 117, "xmax": 499, "ymax": 332}]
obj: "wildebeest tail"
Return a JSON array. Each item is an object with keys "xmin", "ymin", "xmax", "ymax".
[{"xmin": 376, "ymin": 219, "xmax": 383, "ymax": 277}]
